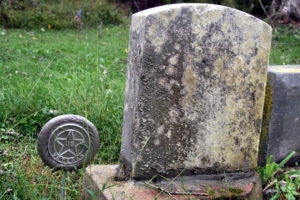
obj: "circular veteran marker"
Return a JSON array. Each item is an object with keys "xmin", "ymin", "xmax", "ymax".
[{"xmin": 38, "ymin": 114, "xmax": 99, "ymax": 171}]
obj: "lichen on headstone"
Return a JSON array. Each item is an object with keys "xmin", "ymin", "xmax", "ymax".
[{"xmin": 119, "ymin": 3, "xmax": 272, "ymax": 180}]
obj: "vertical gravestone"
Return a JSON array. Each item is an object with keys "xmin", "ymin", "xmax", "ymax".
[
  {"xmin": 259, "ymin": 65, "xmax": 300, "ymax": 166},
  {"xmin": 119, "ymin": 4, "xmax": 272, "ymax": 180}
]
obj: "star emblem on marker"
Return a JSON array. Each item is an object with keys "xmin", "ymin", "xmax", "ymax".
[{"xmin": 53, "ymin": 130, "xmax": 87, "ymax": 163}]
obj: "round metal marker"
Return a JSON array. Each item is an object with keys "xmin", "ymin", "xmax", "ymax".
[{"xmin": 38, "ymin": 114, "xmax": 99, "ymax": 171}]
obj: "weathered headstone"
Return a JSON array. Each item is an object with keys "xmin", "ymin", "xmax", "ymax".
[
  {"xmin": 82, "ymin": 4, "xmax": 273, "ymax": 199},
  {"xmin": 119, "ymin": 3, "xmax": 272, "ymax": 180},
  {"xmin": 259, "ymin": 65, "xmax": 300, "ymax": 166}
]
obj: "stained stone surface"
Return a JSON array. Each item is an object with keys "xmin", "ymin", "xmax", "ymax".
[
  {"xmin": 119, "ymin": 4, "xmax": 272, "ymax": 180},
  {"xmin": 259, "ymin": 65, "xmax": 300, "ymax": 165}
]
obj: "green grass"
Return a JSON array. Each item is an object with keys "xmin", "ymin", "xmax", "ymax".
[
  {"xmin": 0, "ymin": 26, "xmax": 129, "ymax": 162},
  {"xmin": 0, "ymin": 0, "xmax": 126, "ymax": 29},
  {"xmin": 0, "ymin": 23, "xmax": 299, "ymax": 199},
  {"xmin": 270, "ymin": 24, "xmax": 300, "ymax": 65},
  {"xmin": 0, "ymin": 26, "xmax": 129, "ymax": 199}
]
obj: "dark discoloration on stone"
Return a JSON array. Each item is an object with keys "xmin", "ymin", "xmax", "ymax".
[
  {"xmin": 259, "ymin": 65, "xmax": 300, "ymax": 165},
  {"xmin": 119, "ymin": 4, "xmax": 272, "ymax": 180}
]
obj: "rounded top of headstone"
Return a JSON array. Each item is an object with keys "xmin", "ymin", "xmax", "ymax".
[
  {"xmin": 269, "ymin": 65, "xmax": 300, "ymax": 74},
  {"xmin": 133, "ymin": 3, "xmax": 271, "ymax": 31}
]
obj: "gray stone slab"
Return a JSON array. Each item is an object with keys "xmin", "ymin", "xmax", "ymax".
[
  {"xmin": 119, "ymin": 4, "xmax": 272, "ymax": 179},
  {"xmin": 259, "ymin": 65, "xmax": 300, "ymax": 166}
]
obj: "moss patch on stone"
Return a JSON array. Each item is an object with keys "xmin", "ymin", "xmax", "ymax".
[
  {"xmin": 206, "ymin": 186, "xmax": 216, "ymax": 197},
  {"xmin": 258, "ymin": 77, "xmax": 273, "ymax": 166},
  {"xmin": 206, "ymin": 186, "xmax": 244, "ymax": 199},
  {"xmin": 228, "ymin": 187, "xmax": 244, "ymax": 195}
]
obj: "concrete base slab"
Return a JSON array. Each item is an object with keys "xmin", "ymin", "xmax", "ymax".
[{"xmin": 82, "ymin": 165, "xmax": 262, "ymax": 200}]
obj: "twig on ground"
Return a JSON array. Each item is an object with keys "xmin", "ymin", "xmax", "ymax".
[
  {"xmin": 263, "ymin": 179, "xmax": 277, "ymax": 192},
  {"xmin": 0, "ymin": 150, "xmax": 9, "ymax": 156},
  {"xmin": 1, "ymin": 131, "xmax": 20, "ymax": 137},
  {"xmin": 144, "ymin": 182, "xmax": 179, "ymax": 200}
]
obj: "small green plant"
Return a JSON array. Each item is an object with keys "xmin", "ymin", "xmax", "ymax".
[
  {"xmin": 259, "ymin": 151, "xmax": 296, "ymax": 184},
  {"xmin": 259, "ymin": 151, "xmax": 300, "ymax": 200},
  {"xmin": 269, "ymin": 175, "xmax": 300, "ymax": 200}
]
